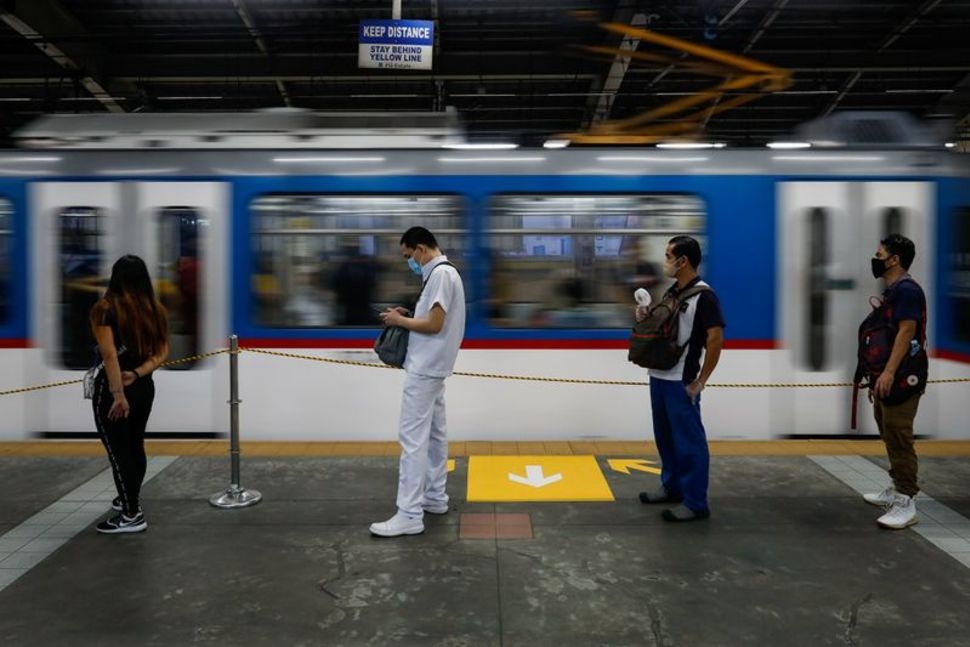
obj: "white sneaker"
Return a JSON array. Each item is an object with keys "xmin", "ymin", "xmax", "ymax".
[
  {"xmin": 422, "ymin": 500, "xmax": 449, "ymax": 515},
  {"xmin": 863, "ymin": 486, "xmax": 896, "ymax": 507},
  {"xmin": 876, "ymin": 494, "xmax": 918, "ymax": 529},
  {"xmin": 369, "ymin": 512, "xmax": 424, "ymax": 537}
]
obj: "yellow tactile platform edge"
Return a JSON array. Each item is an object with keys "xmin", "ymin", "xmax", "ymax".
[{"xmin": 2, "ymin": 440, "xmax": 970, "ymax": 457}]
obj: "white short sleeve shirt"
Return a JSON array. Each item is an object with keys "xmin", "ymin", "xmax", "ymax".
[{"xmin": 404, "ymin": 256, "xmax": 466, "ymax": 378}]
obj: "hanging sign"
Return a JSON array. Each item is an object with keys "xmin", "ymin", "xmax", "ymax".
[{"xmin": 358, "ymin": 19, "xmax": 434, "ymax": 70}]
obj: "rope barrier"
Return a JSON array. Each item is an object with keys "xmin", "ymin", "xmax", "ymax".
[
  {"xmin": 0, "ymin": 348, "xmax": 229, "ymax": 397},
  {"xmin": 240, "ymin": 346, "xmax": 970, "ymax": 388},
  {"xmin": 1, "ymin": 344, "xmax": 968, "ymax": 396}
]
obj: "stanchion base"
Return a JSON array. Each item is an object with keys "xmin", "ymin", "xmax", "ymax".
[{"xmin": 209, "ymin": 486, "xmax": 262, "ymax": 509}]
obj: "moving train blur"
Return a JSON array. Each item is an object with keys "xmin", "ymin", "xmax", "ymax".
[{"xmin": 0, "ymin": 111, "xmax": 967, "ymax": 442}]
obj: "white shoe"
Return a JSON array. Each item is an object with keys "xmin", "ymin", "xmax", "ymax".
[
  {"xmin": 369, "ymin": 512, "xmax": 424, "ymax": 537},
  {"xmin": 863, "ymin": 485, "xmax": 896, "ymax": 507},
  {"xmin": 422, "ymin": 500, "xmax": 449, "ymax": 515},
  {"xmin": 877, "ymin": 494, "xmax": 918, "ymax": 529}
]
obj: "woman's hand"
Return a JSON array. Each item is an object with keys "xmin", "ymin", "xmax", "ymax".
[
  {"xmin": 108, "ymin": 393, "xmax": 130, "ymax": 421},
  {"xmin": 121, "ymin": 371, "xmax": 137, "ymax": 386}
]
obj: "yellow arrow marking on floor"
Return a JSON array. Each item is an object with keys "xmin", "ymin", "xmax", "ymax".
[
  {"xmin": 447, "ymin": 459, "xmax": 455, "ymax": 473},
  {"xmin": 607, "ymin": 459, "xmax": 661, "ymax": 475}
]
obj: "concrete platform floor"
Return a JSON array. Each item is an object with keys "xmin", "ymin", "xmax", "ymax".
[{"xmin": 1, "ymin": 451, "xmax": 969, "ymax": 646}]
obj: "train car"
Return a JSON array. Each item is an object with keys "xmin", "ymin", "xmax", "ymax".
[{"xmin": 0, "ymin": 112, "xmax": 967, "ymax": 442}]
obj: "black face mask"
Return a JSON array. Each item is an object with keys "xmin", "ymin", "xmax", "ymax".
[{"xmin": 871, "ymin": 257, "xmax": 888, "ymax": 279}]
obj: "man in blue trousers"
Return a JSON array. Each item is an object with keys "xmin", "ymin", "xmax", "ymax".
[{"xmin": 638, "ymin": 236, "xmax": 725, "ymax": 522}]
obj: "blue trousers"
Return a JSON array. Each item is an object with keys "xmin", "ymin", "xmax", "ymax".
[{"xmin": 649, "ymin": 377, "xmax": 710, "ymax": 512}]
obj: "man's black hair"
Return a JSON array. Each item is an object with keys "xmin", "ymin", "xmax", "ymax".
[
  {"xmin": 669, "ymin": 235, "xmax": 702, "ymax": 269},
  {"xmin": 881, "ymin": 233, "xmax": 916, "ymax": 270},
  {"xmin": 400, "ymin": 226, "xmax": 439, "ymax": 250}
]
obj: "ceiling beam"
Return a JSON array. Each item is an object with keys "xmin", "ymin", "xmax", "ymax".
[
  {"xmin": 741, "ymin": 0, "xmax": 789, "ymax": 54},
  {"xmin": 820, "ymin": 0, "xmax": 941, "ymax": 117},
  {"xmin": 229, "ymin": 0, "xmax": 291, "ymax": 107},
  {"xmin": 587, "ymin": 13, "xmax": 648, "ymax": 126},
  {"xmin": 0, "ymin": 0, "xmax": 133, "ymax": 113}
]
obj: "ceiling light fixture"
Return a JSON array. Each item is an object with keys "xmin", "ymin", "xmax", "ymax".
[
  {"xmin": 441, "ymin": 142, "xmax": 518, "ymax": 150},
  {"xmin": 766, "ymin": 141, "xmax": 811, "ymax": 150},
  {"xmin": 272, "ymin": 156, "xmax": 386, "ymax": 163},
  {"xmin": 656, "ymin": 142, "xmax": 725, "ymax": 150}
]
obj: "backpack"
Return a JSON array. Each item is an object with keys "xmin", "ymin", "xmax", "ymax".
[
  {"xmin": 853, "ymin": 277, "xmax": 928, "ymax": 406},
  {"xmin": 628, "ymin": 285, "xmax": 709, "ymax": 370}
]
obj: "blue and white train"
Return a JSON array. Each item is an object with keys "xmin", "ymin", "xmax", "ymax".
[{"xmin": 0, "ymin": 112, "xmax": 967, "ymax": 441}]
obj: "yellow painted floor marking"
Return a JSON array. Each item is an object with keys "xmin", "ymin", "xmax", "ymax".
[
  {"xmin": 447, "ymin": 459, "xmax": 455, "ymax": 473},
  {"xmin": 467, "ymin": 455, "xmax": 614, "ymax": 502},
  {"xmin": 607, "ymin": 458, "xmax": 662, "ymax": 475}
]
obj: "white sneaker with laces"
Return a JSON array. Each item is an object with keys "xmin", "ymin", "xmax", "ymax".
[
  {"xmin": 877, "ymin": 493, "xmax": 918, "ymax": 529},
  {"xmin": 863, "ymin": 485, "xmax": 896, "ymax": 507},
  {"xmin": 369, "ymin": 512, "xmax": 424, "ymax": 537}
]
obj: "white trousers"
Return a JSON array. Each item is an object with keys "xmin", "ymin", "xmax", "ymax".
[{"xmin": 396, "ymin": 372, "xmax": 449, "ymax": 517}]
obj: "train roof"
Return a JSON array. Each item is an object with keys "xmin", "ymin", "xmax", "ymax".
[{"xmin": 0, "ymin": 147, "xmax": 966, "ymax": 178}]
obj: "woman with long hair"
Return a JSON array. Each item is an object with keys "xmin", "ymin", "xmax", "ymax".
[{"xmin": 89, "ymin": 255, "xmax": 169, "ymax": 534}]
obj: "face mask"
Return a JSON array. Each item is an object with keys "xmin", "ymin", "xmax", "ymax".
[
  {"xmin": 662, "ymin": 258, "xmax": 681, "ymax": 278},
  {"xmin": 407, "ymin": 257, "xmax": 422, "ymax": 276},
  {"xmin": 870, "ymin": 257, "xmax": 888, "ymax": 279}
]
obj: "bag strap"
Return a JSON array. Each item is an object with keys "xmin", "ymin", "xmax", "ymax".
[
  {"xmin": 671, "ymin": 284, "xmax": 710, "ymax": 303},
  {"xmin": 417, "ymin": 260, "xmax": 458, "ymax": 299}
]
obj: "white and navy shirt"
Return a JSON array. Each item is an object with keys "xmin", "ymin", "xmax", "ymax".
[
  {"xmin": 404, "ymin": 255, "xmax": 466, "ymax": 378},
  {"xmin": 648, "ymin": 277, "xmax": 725, "ymax": 383}
]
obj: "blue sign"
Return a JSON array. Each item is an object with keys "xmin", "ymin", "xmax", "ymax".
[{"xmin": 359, "ymin": 19, "xmax": 434, "ymax": 70}]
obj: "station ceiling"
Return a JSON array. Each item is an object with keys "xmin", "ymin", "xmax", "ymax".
[{"xmin": 1, "ymin": 0, "xmax": 969, "ymax": 147}]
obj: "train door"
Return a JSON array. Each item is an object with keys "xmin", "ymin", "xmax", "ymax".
[
  {"xmin": 776, "ymin": 181, "xmax": 935, "ymax": 436},
  {"xmin": 28, "ymin": 182, "xmax": 228, "ymax": 436}
]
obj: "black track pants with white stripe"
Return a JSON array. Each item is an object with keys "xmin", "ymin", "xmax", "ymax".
[{"xmin": 92, "ymin": 375, "xmax": 155, "ymax": 517}]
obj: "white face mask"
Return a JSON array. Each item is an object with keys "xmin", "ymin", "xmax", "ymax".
[{"xmin": 662, "ymin": 258, "xmax": 681, "ymax": 278}]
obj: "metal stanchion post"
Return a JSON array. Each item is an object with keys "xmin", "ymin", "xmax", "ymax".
[{"xmin": 210, "ymin": 335, "xmax": 262, "ymax": 508}]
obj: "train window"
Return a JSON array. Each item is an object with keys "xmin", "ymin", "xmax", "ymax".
[
  {"xmin": 59, "ymin": 207, "xmax": 103, "ymax": 369},
  {"xmin": 0, "ymin": 199, "xmax": 11, "ymax": 325},
  {"xmin": 250, "ymin": 195, "xmax": 466, "ymax": 327},
  {"xmin": 806, "ymin": 208, "xmax": 828, "ymax": 371},
  {"xmin": 487, "ymin": 194, "xmax": 705, "ymax": 328},
  {"xmin": 952, "ymin": 207, "xmax": 970, "ymax": 344},
  {"xmin": 882, "ymin": 207, "xmax": 905, "ymax": 237},
  {"xmin": 157, "ymin": 207, "xmax": 204, "ymax": 368}
]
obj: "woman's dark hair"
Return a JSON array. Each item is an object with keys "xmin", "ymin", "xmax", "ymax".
[{"xmin": 90, "ymin": 255, "xmax": 168, "ymax": 359}]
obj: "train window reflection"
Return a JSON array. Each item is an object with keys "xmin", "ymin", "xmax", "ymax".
[
  {"xmin": 0, "ymin": 200, "xmax": 11, "ymax": 325},
  {"xmin": 805, "ymin": 208, "xmax": 828, "ymax": 371},
  {"xmin": 882, "ymin": 207, "xmax": 905, "ymax": 238},
  {"xmin": 59, "ymin": 207, "xmax": 103, "ymax": 369},
  {"xmin": 487, "ymin": 195, "xmax": 706, "ymax": 328},
  {"xmin": 250, "ymin": 195, "xmax": 466, "ymax": 328},
  {"xmin": 157, "ymin": 207, "xmax": 203, "ymax": 368},
  {"xmin": 952, "ymin": 207, "xmax": 970, "ymax": 344}
]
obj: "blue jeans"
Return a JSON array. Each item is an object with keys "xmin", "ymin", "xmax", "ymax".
[{"xmin": 649, "ymin": 377, "xmax": 710, "ymax": 512}]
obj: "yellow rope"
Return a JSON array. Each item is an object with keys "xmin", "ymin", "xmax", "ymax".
[
  {"xmin": 240, "ymin": 347, "xmax": 970, "ymax": 388},
  {"xmin": 0, "ymin": 348, "xmax": 229, "ymax": 397},
  {"xmin": 2, "ymin": 344, "xmax": 967, "ymax": 396}
]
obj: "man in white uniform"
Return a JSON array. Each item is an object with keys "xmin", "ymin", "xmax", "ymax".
[{"xmin": 370, "ymin": 226, "xmax": 465, "ymax": 537}]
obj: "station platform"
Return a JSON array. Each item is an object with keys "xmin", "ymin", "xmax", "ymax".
[{"xmin": 1, "ymin": 440, "xmax": 969, "ymax": 646}]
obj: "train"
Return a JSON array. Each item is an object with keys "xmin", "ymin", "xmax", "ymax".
[{"xmin": 0, "ymin": 111, "xmax": 967, "ymax": 442}]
